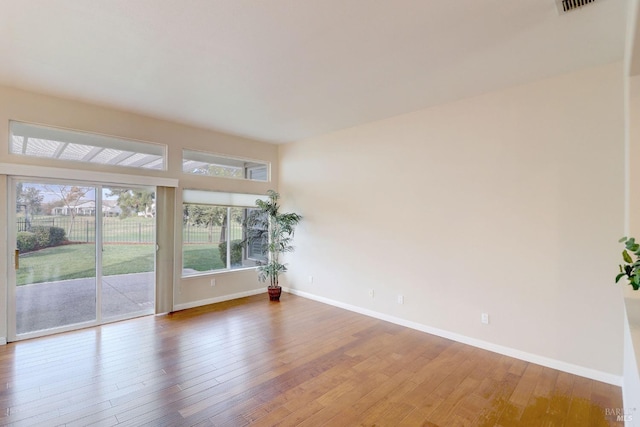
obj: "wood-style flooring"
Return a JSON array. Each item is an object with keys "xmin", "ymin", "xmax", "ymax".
[{"xmin": 0, "ymin": 293, "xmax": 623, "ymax": 426}]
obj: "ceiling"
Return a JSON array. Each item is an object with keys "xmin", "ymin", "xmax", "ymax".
[{"xmin": 0, "ymin": 0, "xmax": 628, "ymax": 144}]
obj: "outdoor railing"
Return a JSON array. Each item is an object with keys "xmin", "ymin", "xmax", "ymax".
[
  {"xmin": 17, "ymin": 216, "xmax": 244, "ymax": 244},
  {"xmin": 17, "ymin": 217, "xmax": 155, "ymax": 243}
]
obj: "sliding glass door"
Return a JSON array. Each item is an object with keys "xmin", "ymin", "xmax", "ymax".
[
  {"xmin": 9, "ymin": 178, "xmax": 155, "ymax": 340},
  {"xmin": 101, "ymin": 186, "xmax": 155, "ymax": 322}
]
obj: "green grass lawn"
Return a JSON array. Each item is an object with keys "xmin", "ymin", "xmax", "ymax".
[
  {"xmin": 17, "ymin": 242, "xmax": 227, "ymax": 285},
  {"xmin": 17, "ymin": 243, "xmax": 155, "ymax": 286},
  {"xmin": 183, "ymin": 244, "xmax": 225, "ymax": 272}
]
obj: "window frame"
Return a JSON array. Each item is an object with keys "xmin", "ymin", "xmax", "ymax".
[
  {"xmin": 182, "ymin": 149, "xmax": 270, "ymax": 182},
  {"xmin": 181, "ymin": 191, "xmax": 268, "ymax": 278},
  {"xmin": 9, "ymin": 121, "xmax": 168, "ymax": 171}
]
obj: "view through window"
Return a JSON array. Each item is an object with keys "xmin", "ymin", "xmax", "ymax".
[
  {"xmin": 182, "ymin": 204, "xmax": 266, "ymax": 276},
  {"xmin": 14, "ymin": 181, "xmax": 155, "ymax": 335},
  {"xmin": 182, "ymin": 149, "xmax": 269, "ymax": 182}
]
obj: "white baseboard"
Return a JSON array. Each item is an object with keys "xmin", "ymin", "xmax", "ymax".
[
  {"xmin": 284, "ymin": 287, "xmax": 623, "ymax": 387},
  {"xmin": 0, "ymin": 337, "xmax": 6, "ymax": 345},
  {"xmin": 173, "ymin": 288, "xmax": 265, "ymax": 312}
]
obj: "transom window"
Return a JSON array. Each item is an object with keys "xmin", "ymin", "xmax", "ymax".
[
  {"xmin": 9, "ymin": 121, "xmax": 167, "ymax": 170},
  {"xmin": 182, "ymin": 149, "xmax": 269, "ymax": 182}
]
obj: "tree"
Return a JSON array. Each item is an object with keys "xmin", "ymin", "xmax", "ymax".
[
  {"xmin": 16, "ymin": 184, "xmax": 44, "ymax": 230},
  {"xmin": 107, "ymin": 188, "xmax": 155, "ymax": 218},
  {"xmin": 42, "ymin": 199, "xmax": 65, "ymax": 215},
  {"xmin": 21, "ymin": 187, "xmax": 44, "ymax": 215},
  {"xmin": 16, "ymin": 182, "xmax": 23, "ymax": 213},
  {"xmin": 44, "ymin": 185, "xmax": 92, "ymax": 237},
  {"xmin": 188, "ymin": 165, "xmax": 243, "ymax": 179},
  {"xmin": 17, "ymin": 183, "xmax": 44, "ymax": 214},
  {"xmin": 183, "ymin": 205, "xmax": 228, "ymax": 242}
]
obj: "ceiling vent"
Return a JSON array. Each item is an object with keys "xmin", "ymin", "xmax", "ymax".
[{"xmin": 557, "ymin": 0, "xmax": 597, "ymax": 13}]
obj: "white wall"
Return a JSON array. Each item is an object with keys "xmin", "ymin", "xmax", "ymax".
[{"xmin": 279, "ymin": 62, "xmax": 625, "ymax": 379}]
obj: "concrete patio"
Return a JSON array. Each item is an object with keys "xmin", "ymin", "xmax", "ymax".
[{"xmin": 15, "ymin": 272, "xmax": 154, "ymax": 334}]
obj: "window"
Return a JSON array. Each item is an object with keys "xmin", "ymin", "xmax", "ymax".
[
  {"xmin": 246, "ymin": 208, "xmax": 267, "ymax": 262},
  {"xmin": 182, "ymin": 149, "xmax": 269, "ymax": 182},
  {"xmin": 182, "ymin": 191, "xmax": 267, "ymax": 277},
  {"xmin": 9, "ymin": 121, "xmax": 167, "ymax": 170}
]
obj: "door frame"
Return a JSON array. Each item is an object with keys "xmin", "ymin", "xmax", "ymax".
[{"xmin": 7, "ymin": 176, "xmax": 157, "ymax": 342}]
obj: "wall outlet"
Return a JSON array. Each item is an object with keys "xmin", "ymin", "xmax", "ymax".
[
  {"xmin": 210, "ymin": 278, "xmax": 216, "ymax": 287},
  {"xmin": 308, "ymin": 275, "xmax": 314, "ymax": 284},
  {"xmin": 481, "ymin": 313, "xmax": 489, "ymax": 324},
  {"xmin": 368, "ymin": 289, "xmax": 374, "ymax": 298},
  {"xmin": 397, "ymin": 294, "xmax": 404, "ymax": 305}
]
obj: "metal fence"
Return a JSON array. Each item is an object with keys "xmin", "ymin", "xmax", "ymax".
[
  {"xmin": 182, "ymin": 220, "xmax": 243, "ymax": 244},
  {"xmin": 17, "ymin": 217, "xmax": 155, "ymax": 243},
  {"xmin": 17, "ymin": 216, "xmax": 246, "ymax": 245}
]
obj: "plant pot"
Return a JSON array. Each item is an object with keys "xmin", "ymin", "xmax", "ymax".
[{"xmin": 268, "ymin": 286, "xmax": 282, "ymax": 302}]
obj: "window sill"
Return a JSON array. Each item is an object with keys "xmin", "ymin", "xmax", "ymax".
[{"xmin": 181, "ymin": 266, "xmax": 258, "ymax": 280}]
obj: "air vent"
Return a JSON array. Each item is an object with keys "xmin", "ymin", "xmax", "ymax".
[{"xmin": 557, "ymin": 0, "xmax": 597, "ymax": 13}]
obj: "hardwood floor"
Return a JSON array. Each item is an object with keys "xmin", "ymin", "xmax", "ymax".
[{"xmin": 0, "ymin": 293, "xmax": 623, "ymax": 426}]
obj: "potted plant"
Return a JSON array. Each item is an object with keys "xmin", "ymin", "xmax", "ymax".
[
  {"xmin": 247, "ymin": 190, "xmax": 302, "ymax": 301},
  {"xmin": 616, "ymin": 236, "xmax": 640, "ymax": 290}
]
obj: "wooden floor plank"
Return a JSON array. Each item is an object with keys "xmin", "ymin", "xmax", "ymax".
[{"xmin": 0, "ymin": 293, "xmax": 623, "ymax": 426}]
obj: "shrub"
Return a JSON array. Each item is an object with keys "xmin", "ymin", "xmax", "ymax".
[
  {"xmin": 31, "ymin": 226, "xmax": 67, "ymax": 249},
  {"xmin": 51, "ymin": 227, "xmax": 66, "ymax": 245},
  {"xmin": 17, "ymin": 232, "xmax": 37, "ymax": 253},
  {"xmin": 219, "ymin": 239, "xmax": 243, "ymax": 267}
]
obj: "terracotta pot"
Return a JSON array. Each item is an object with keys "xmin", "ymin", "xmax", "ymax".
[{"xmin": 268, "ymin": 286, "xmax": 282, "ymax": 301}]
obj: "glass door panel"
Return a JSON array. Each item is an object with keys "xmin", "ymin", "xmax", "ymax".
[
  {"xmin": 100, "ymin": 186, "xmax": 155, "ymax": 321},
  {"xmin": 10, "ymin": 179, "xmax": 157, "ymax": 341},
  {"xmin": 15, "ymin": 181, "xmax": 97, "ymax": 335}
]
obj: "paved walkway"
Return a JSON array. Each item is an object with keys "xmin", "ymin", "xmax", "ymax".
[{"xmin": 16, "ymin": 272, "xmax": 154, "ymax": 334}]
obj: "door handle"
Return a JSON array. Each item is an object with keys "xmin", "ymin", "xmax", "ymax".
[{"xmin": 14, "ymin": 249, "xmax": 19, "ymax": 270}]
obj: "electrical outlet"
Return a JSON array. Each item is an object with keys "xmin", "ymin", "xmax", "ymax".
[
  {"xmin": 308, "ymin": 275, "xmax": 313, "ymax": 284},
  {"xmin": 368, "ymin": 289, "xmax": 374, "ymax": 298},
  {"xmin": 481, "ymin": 313, "xmax": 489, "ymax": 324},
  {"xmin": 210, "ymin": 278, "xmax": 216, "ymax": 287},
  {"xmin": 397, "ymin": 294, "xmax": 404, "ymax": 304}
]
